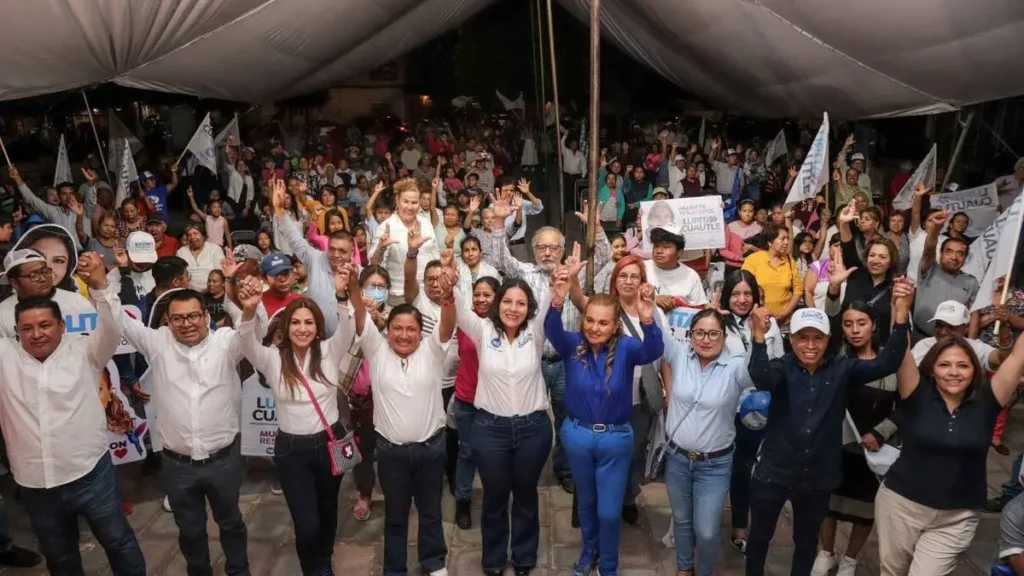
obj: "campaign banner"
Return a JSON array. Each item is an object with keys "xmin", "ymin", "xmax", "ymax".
[
  {"xmin": 892, "ymin": 144, "xmax": 937, "ymax": 211},
  {"xmin": 639, "ymin": 196, "xmax": 726, "ymax": 252},
  {"xmin": 929, "ymin": 183, "xmax": 1000, "ymax": 237},
  {"xmin": 240, "ymin": 374, "xmax": 278, "ymax": 457},
  {"xmin": 662, "ymin": 306, "xmax": 704, "ymax": 346},
  {"xmin": 784, "ymin": 112, "xmax": 829, "ymax": 210},
  {"xmin": 103, "ymin": 360, "xmax": 149, "ymax": 465},
  {"xmin": 962, "ymin": 190, "xmax": 1024, "ymax": 283}
]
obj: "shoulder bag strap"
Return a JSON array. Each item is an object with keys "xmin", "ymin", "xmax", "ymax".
[
  {"xmin": 620, "ymin": 308, "xmax": 642, "ymax": 339},
  {"xmin": 297, "ymin": 372, "xmax": 337, "ymax": 442}
]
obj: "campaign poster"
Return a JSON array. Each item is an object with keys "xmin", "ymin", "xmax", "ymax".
[
  {"xmin": 101, "ymin": 361, "xmax": 149, "ymax": 465},
  {"xmin": 639, "ymin": 196, "xmax": 726, "ymax": 252},
  {"xmin": 240, "ymin": 374, "xmax": 278, "ymax": 457}
]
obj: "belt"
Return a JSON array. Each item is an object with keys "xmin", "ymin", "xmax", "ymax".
[
  {"xmin": 542, "ymin": 355, "xmax": 562, "ymax": 363},
  {"xmin": 571, "ymin": 418, "xmax": 630, "ymax": 433},
  {"xmin": 667, "ymin": 441, "xmax": 734, "ymax": 462},
  {"xmin": 162, "ymin": 442, "xmax": 235, "ymax": 466},
  {"xmin": 509, "ymin": 237, "xmax": 526, "ymax": 246}
]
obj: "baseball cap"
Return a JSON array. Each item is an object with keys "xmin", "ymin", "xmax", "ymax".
[
  {"xmin": 790, "ymin": 307, "xmax": 831, "ymax": 336},
  {"xmin": 930, "ymin": 300, "xmax": 969, "ymax": 326},
  {"xmin": 850, "ymin": 152, "xmax": 866, "ymax": 162},
  {"xmin": 739, "ymin": 390, "xmax": 771, "ymax": 430},
  {"xmin": 261, "ymin": 252, "xmax": 292, "ymax": 277},
  {"xmin": 146, "ymin": 212, "xmax": 166, "ymax": 225},
  {"xmin": 655, "ymin": 223, "xmax": 682, "ymax": 236},
  {"xmin": 0, "ymin": 249, "xmax": 46, "ymax": 280},
  {"xmin": 126, "ymin": 231, "xmax": 158, "ymax": 264},
  {"xmin": 652, "ymin": 186, "xmax": 669, "ymax": 197},
  {"xmin": 673, "ymin": 154, "xmax": 685, "ymax": 162},
  {"xmin": 140, "ymin": 171, "xmax": 156, "ymax": 181},
  {"xmin": 726, "ymin": 148, "xmax": 738, "ymax": 156}
]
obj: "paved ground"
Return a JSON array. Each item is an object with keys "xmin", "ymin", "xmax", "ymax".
[{"xmin": 0, "ymin": 407, "xmax": 1020, "ymax": 576}]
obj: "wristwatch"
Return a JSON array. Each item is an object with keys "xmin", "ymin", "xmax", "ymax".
[
  {"xmin": 407, "ymin": 249, "xmax": 419, "ymax": 259},
  {"xmin": 336, "ymin": 292, "xmax": 350, "ymax": 303}
]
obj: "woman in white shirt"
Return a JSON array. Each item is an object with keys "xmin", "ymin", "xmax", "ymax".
[
  {"xmin": 454, "ymin": 271, "xmax": 551, "ymax": 576},
  {"xmin": 369, "ymin": 178, "xmax": 439, "ymax": 305},
  {"xmin": 339, "ymin": 259, "xmax": 456, "ymax": 576},
  {"xmin": 716, "ymin": 270, "xmax": 784, "ymax": 555},
  {"xmin": 175, "ymin": 223, "xmax": 225, "ymax": 291},
  {"xmin": 235, "ymin": 274, "xmax": 352, "ymax": 576},
  {"xmin": 662, "ymin": 308, "xmax": 755, "ymax": 576},
  {"xmin": 456, "ymin": 236, "xmax": 500, "ymax": 295}
]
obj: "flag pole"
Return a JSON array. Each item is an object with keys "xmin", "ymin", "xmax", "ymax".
[
  {"xmin": 0, "ymin": 136, "xmax": 11, "ymax": 168},
  {"xmin": 584, "ymin": 0, "xmax": 601, "ymax": 294},
  {"xmin": 545, "ymin": 0, "xmax": 564, "ymax": 216},
  {"xmin": 80, "ymin": 89, "xmax": 111, "ymax": 179},
  {"xmin": 993, "ymin": 193, "xmax": 1024, "ymax": 337},
  {"xmin": 942, "ymin": 110, "xmax": 974, "ymax": 193}
]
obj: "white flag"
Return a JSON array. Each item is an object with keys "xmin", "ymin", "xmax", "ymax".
[
  {"xmin": 184, "ymin": 113, "xmax": 218, "ymax": 175},
  {"xmin": 891, "ymin": 144, "xmax": 937, "ymax": 211},
  {"xmin": 496, "ymin": 90, "xmax": 525, "ymax": 111},
  {"xmin": 970, "ymin": 189, "xmax": 1024, "ymax": 312},
  {"xmin": 784, "ymin": 112, "xmax": 829, "ymax": 210},
  {"xmin": 214, "ymin": 115, "xmax": 240, "ymax": 147},
  {"xmin": 108, "ymin": 111, "xmax": 142, "ymax": 175},
  {"xmin": 114, "ymin": 139, "xmax": 137, "ymax": 206},
  {"xmin": 698, "ymin": 118, "xmax": 706, "ymax": 148},
  {"xmin": 53, "ymin": 135, "xmax": 72, "ymax": 186},
  {"xmin": 764, "ymin": 129, "xmax": 788, "ymax": 164}
]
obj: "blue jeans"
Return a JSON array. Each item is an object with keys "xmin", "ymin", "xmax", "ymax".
[
  {"xmin": 541, "ymin": 358, "xmax": 571, "ymax": 482},
  {"xmin": 665, "ymin": 449, "xmax": 733, "ymax": 576},
  {"xmin": 562, "ymin": 419, "xmax": 633, "ymax": 575},
  {"xmin": 21, "ymin": 453, "xmax": 145, "ymax": 576},
  {"xmin": 472, "ymin": 409, "xmax": 553, "ymax": 572},
  {"xmin": 1002, "ymin": 451, "xmax": 1024, "ymax": 500},
  {"xmin": 376, "ymin": 431, "xmax": 447, "ymax": 576},
  {"xmin": 453, "ymin": 399, "xmax": 478, "ymax": 501}
]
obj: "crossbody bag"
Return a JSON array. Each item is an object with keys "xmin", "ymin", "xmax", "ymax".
[{"xmin": 298, "ymin": 372, "xmax": 362, "ymax": 476}]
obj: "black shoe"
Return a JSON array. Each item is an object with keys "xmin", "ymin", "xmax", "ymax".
[
  {"xmin": 992, "ymin": 443, "xmax": 1011, "ymax": 456},
  {"xmin": 141, "ymin": 451, "xmax": 161, "ymax": 476},
  {"xmin": 514, "ymin": 566, "xmax": 533, "ymax": 576},
  {"xmin": 456, "ymin": 498, "xmax": 472, "ymax": 530},
  {"xmin": 986, "ymin": 495, "xmax": 1011, "ymax": 513},
  {"xmin": 622, "ymin": 503, "xmax": 639, "ymax": 525},
  {"xmin": 0, "ymin": 545, "xmax": 43, "ymax": 568},
  {"xmin": 559, "ymin": 477, "xmax": 575, "ymax": 494},
  {"xmin": 484, "ymin": 570, "xmax": 503, "ymax": 576}
]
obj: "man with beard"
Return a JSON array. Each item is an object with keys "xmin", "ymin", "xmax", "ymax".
[
  {"xmin": 271, "ymin": 179, "xmax": 354, "ymax": 336},
  {"xmin": 479, "ymin": 196, "xmax": 611, "ymax": 495}
]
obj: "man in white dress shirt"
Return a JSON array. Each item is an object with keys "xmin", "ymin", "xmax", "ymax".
[
  {"xmin": 0, "ymin": 252, "xmax": 145, "ymax": 575},
  {"xmin": 116, "ymin": 288, "xmax": 251, "ymax": 576}
]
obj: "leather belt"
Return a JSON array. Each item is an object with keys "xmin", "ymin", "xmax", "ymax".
[
  {"xmin": 162, "ymin": 442, "xmax": 235, "ymax": 466},
  {"xmin": 667, "ymin": 441, "xmax": 734, "ymax": 462},
  {"xmin": 571, "ymin": 418, "xmax": 630, "ymax": 433}
]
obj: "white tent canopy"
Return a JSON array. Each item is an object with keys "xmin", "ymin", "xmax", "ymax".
[{"xmin": 1, "ymin": 0, "xmax": 1022, "ymax": 119}]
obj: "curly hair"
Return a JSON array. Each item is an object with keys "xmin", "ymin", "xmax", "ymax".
[
  {"xmin": 101, "ymin": 368, "xmax": 135, "ymax": 435},
  {"xmin": 573, "ymin": 294, "xmax": 623, "ymax": 395}
]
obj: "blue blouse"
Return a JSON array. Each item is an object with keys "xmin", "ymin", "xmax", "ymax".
[{"xmin": 544, "ymin": 304, "xmax": 664, "ymax": 425}]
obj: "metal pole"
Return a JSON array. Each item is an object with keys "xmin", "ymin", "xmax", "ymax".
[
  {"xmin": 942, "ymin": 110, "xmax": 974, "ymax": 192},
  {"xmin": 535, "ymin": 0, "xmax": 549, "ymax": 191},
  {"xmin": 993, "ymin": 197, "xmax": 1024, "ymax": 337},
  {"xmin": 545, "ymin": 0, "xmax": 564, "ymax": 216},
  {"xmin": 585, "ymin": 0, "xmax": 601, "ymax": 293},
  {"xmin": 0, "ymin": 137, "xmax": 11, "ymax": 168},
  {"xmin": 80, "ymin": 89, "xmax": 111, "ymax": 180}
]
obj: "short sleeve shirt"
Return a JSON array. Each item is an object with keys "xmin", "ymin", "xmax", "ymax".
[
  {"xmin": 913, "ymin": 265, "xmax": 980, "ymax": 337},
  {"xmin": 146, "ymin": 185, "xmax": 170, "ymax": 221}
]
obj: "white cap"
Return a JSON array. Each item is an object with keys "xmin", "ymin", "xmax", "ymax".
[
  {"xmin": 790, "ymin": 307, "xmax": 831, "ymax": 336},
  {"xmin": 851, "ymin": 152, "xmax": 866, "ymax": 162},
  {"xmin": 929, "ymin": 300, "xmax": 969, "ymax": 326},
  {"xmin": 655, "ymin": 223, "xmax": 683, "ymax": 236},
  {"xmin": 726, "ymin": 148, "xmax": 738, "ymax": 156},
  {"xmin": 126, "ymin": 231, "xmax": 158, "ymax": 264},
  {"xmin": 673, "ymin": 154, "xmax": 685, "ymax": 162},
  {"xmin": 0, "ymin": 249, "xmax": 46, "ymax": 280}
]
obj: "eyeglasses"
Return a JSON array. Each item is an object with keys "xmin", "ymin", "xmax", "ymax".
[
  {"xmin": 168, "ymin": 312, "xmax": 206, "ymax": 327},
  {"xmin": 364, "ymin": 283, "xmax": 388, "ymax": 291},
  {"xmin": 617, "ymin": 273, "xmax": 642, "ymax": 283},
  {"xmin": 535, "ymin": 244, "xmax": 562, "ymax": 254},
  {"xmin": 13, "ymin": 267, "xmax": 51, "ymax": 283},
  {"xmin": 688, "ymin": 329, "xmax": 724, "ymax": 342}
]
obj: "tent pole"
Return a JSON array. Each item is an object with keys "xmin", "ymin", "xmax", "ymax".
[
  {"xmin": 535, "ymin": 0, "xmax": 549, "ymax": 207},
  {"xmin": 585, "ymin": 0, "xmax": 601, "ymax": 293},
  {"xmin": 80, "ymin": 89, "xmax": 111, "ymax": 180},
  {"xmin": 545, "ymin": 0, "xmax": 564, "ymax": 217},
  {"xmin": 0, "ymin": 137, "xmax": 11, "ymax": 168},
  {"xmin": 942, "ymin": 110, "xmax": 974, "ymax": 192}
]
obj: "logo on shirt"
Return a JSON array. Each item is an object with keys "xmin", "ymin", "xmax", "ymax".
[
  {"xmin": 489, "ymin": 337, "xmax": 502, "ymax": 350},
  {"xmin": 518, "ymin": 333, "xmax": 533, "ymax": 348}
]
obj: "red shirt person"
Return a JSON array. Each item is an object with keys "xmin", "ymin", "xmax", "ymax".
[{"xmin": 260, "ymin": 252, "xmax": 301, "ymax": 317}]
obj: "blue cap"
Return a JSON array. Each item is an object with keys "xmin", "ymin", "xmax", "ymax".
[
  {"xmin": 139, "ymin": 171, "xmax": 156, "ymax": 181},
  {"xmin": 739, "ymin": 390, "xmax": 771, "ymax": 430},
  {"xmin": 260, "ymin": 252, "xmax": 292, "ymax": 277}
]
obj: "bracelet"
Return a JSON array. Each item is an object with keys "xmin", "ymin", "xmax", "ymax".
[
  {"xmin": 407, "ymin": 249, "xmax": 419, "ymax": 259},
  {"xmin": 224, "ymin": 277, "xmax": 237, "ymax": 284},
  {"xmin": 336, "ymin": 292, "xmax": 349, "ymax": 302},
  {"xmin": 437, "ymin": 296, "xmax": 455, "ymax": 307}
]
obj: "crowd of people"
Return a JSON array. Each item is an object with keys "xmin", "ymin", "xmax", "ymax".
[{"xmin": 0, "ymin": 111, "xmax": 1022, "ymax": 576}]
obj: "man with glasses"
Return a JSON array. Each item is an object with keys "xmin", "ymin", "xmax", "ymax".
[
  {"xmin": 480, "ymin": 191, "xmax": 611, "ymax": 495},
  {"xmin": 0, "ymin": 249, "xmax": 95, "ymax": 338},
  {"xmin": 115, "ymin": 288, "xmax": 253, "ymax": 576}
]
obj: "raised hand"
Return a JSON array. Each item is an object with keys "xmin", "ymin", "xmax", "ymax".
[
  {"xmin": 564, "ymin": 242, "xmax": 585, "ymax": 277},
  {"xmin": 81, "ymin": 167, "xmax": 99, "ymax": 184},
  {"xmin": 334, "ymin": 263, "xmax": 353, "ymax": 295},
  {"xmin": 220, "ymin": 252, "xmax": 240, "ymax": 278},
  {"xmin": 186, "ymin": 186, "xmax": 194, "ymax": 199},
  {"xmin": 373, "ymin": 181, "xmax": 386, "ymax": 196},
  {"xmin": 838, "ymin": 202, "xmax": 858, "ymax": 224},
  {"xmin": 439, "ymin": 248, "xmax": 455, "ymax": 270},
  {"xmin": 551, "ymin": 266, "xmax": 570, "ymax": 301},
  {"xmin": 238, "ymin": 276, "xmax": 263, "ymax": 311},
  {"xmin": 468, "ymin": 196, "xmax": 481, "ymax": 212},
  {"xmin": 517, "ymin": 178, "xmax": 531, "ymax": 196},
  {"xmin": 491, "ymin": 197, "xmax": 515, "ymax": 220},
  {"xmin": 114, "ymin": 246, "xmax": 129, "ymax": 269},
  {"xmin": 891, "ymin": 277, "xmax": 915, "ymax": 315},
  {"xmin": 574, "ymin": 199, "xmax": 591, "ymax": 224},
  {"xmin": 750, "ymin": 305, "xmax": 771, "ymax": 340},
  {"xmin": 844, "ymin": 134, "xmax": 856, "ymax": 148},
  {"xmin": 512, "ymin": 192, "xmax": 524, "ymax": 212},
  {"xmin": 67, "ymin": 196, "xmax": 83, "ymax": 216},
  {"xmin": 914, "ymin": 182, "xmax": 933, "ymax": 198},
  {"xmin": 637, "ymin": 283, "xmax": 656, "ymax": 322},
  {"xmin": 444, "ymin": 228, "xmax": 456, "ymax": 250},
  {"xmin": 925, "ymin": 210, "xmax": 949, "ymax": 232},
  {"xmin": 377, "ymin": 224, "xmax": 398, "ymax": 249},
  {"xmin": 6, "ymin": 166, "xmax": 22, "ymax": 185},
  {"xmin": 407, "ymin": 222, "xmax": 425, "ymax": 251},
  {"xmin": 77, "ymin": 252, "xmax": 107, "ymax": 289},
  {"xmin": 271, "ymin": 178, "xmax": 287, "ymax": 213},
  {"xmin": 830, "ymin": 252, "xmax": 858, "ymax": 284}
]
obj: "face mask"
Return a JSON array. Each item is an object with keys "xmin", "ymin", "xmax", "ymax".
[{"xmin": 365, "ymin": 287, "xmax": 388, "ymax": 307}]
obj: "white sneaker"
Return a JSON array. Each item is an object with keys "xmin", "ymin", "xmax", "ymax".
[
  {"xmin": 810, "ymin": 550, "xmax": 837, "ymax": 576},
  {"xmin": 836, "ymin": 555, "xmax": 857, "ymax": 576},
  {"xmin": 162, "ymin": 495, "xmax": 172, "ymax": 513},
  {"xmin": 429, "ymin": 569, "xmax": 448, "ymax": 576}
]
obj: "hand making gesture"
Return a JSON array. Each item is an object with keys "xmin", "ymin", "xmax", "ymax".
[{"xmin": 637, "ymin": 284, "xmax": 656, "ymax": 324}]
